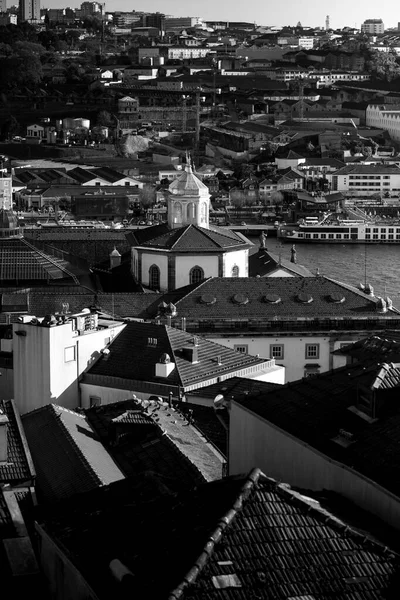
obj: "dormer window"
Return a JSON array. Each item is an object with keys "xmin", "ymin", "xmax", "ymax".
[{"xmin": 148, "ymin": 337, "xmax": 157, "ymax": 347}]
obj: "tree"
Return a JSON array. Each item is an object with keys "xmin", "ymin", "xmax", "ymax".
[
  {"xmin": 0, "ymin": 115, "xmax": 21, "ymax": 140},
  {"xmin": 368, "ymin": 51, "xmax": 400, "ymax": 82},
  {"xmin": 230, "ymin": 190, "xmax": 246, "ymax": 215},
  {"xmin": 139, "ymin": 185, "xmax": 156, "ymax": 215},
  {"xmin": 270, "ymin": 191, "xmax": 284, "ymax": 211},
  {"xmin": 96, "ymin": 110, "xmax": 114, "ymax": 128}
]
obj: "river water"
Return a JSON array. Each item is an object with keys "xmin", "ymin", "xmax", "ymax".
[{"xmin": 248, "ymin": 236, "xmax": 400, "ymax": 306}]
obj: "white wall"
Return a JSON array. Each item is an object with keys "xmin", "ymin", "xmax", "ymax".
[
  {"xmin": 223, "ymin": 249, "xmax": 249, "ymax": 277},
  {"xmin": 141, "ymin": 252, "xmax": 168, "ymax": 291},
  {"xmin": 229, "ymin": 402, "xmax": 400, "ymax": 530},
  {"xmin": 13, "ymin": 322, "xmax": 125, "ymax": 414},
  {"xmin": 210, "ymin": 334, "xmax": 353, "ymax": 382},
  {"xmin": 175, "ymin": 255, "xmax": 219, "ymax": 288}
]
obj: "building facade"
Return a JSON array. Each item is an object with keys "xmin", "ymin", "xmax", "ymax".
[
  {"xmin": 366, "ymin": 104, "xmax": 400, "ymax": 142},
  {"xmin": 361, "ymin": 19, "xmax": 384, "ymax": 34},
  {"xmin": 19, "ymin": 0, "xmax": 40, "ymax": 22}
]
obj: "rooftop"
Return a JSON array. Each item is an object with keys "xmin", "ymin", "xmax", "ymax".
[
  {"xmin": 85, "ymin": 397, "xmax": 224, "ymax": 485},
  {"xmin": 84, "ymin": 321, "xmax": 270, "ymax": 390},
  {"xmin": 159, "ymin": 276, "xmax": 400, "ymax": 323},
  {"xmin": 0, "ymin": 399, "xmax": 35, "ymax": 486},
  {"xmin": 248, "ymin": 248, "xmax": 314, "ymax": 277},
  {"xmin": 234, "ymin": 360, "xmax": 400, "ymax": 498},
  {"xmin": 126, "ymin": 223, "xmax": 250, "ymax": 252},
  {"xmin": 22, "ymin": 404, "xmax": 124, "ymax": 503},
  {"xmin": 36, "ymin": 468, "xmax": 400, "ymax": 600}
]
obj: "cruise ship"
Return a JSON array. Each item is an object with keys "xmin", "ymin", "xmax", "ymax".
[{"xmin": 277, "ymin": 213, "xmax": 400, "ymax": 243}]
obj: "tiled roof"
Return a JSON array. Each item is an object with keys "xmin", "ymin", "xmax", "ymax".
[
  {"xmin": 248, "ymin": 248, "xmax": 314, "ymax": 277},
  {"xmin": 234, "ymin": 360, "xmax": 400, "ymax": 498},
  {"xmin": 0, "ymin": 400, "xmax": 35, "ymax": 485},
  {"xmin": 22, "ymin": 405, "xmax": 124, "ymax": 503},
  {"xmin": 86, "ymin": 398, "xmax": 223, "ymax": 485},
  {"xmin": 333, "ymin": 165, "xmax": 400, "ymax": 175},
  {"xmin": 333, "ymin": 332, "xmax": 400, "ymax": 363},
  {"xmin": 168, "ymin": 163, "xmax": 209, "ymax": 195},
  {"xmin": 0, "ymin": 237, "xmax": 80, "ymax": 282},
  {"xmin": 126, "ymin": 224, "xmax": 249, "ymax": 251},
  {"xmin": 36, "ymin": 469, "xmax": 400, "ymax": 600},
  {"xmin": 166, "ymin": 276, "xmax": 400, "ymax": 321},
  {"xmin": 0, "ymin": 290, "xmax": 159, "ymax": 322},
  {"xmin": 85, "ymin": 321, "xmax": 269, "ymax": 389}
]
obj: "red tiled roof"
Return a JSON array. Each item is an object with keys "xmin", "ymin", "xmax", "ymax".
[{"xmin": 36, "ymin": 469, "xmax": 400, "ymax": 600}]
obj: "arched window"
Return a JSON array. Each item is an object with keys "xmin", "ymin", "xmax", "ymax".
[
  {"xmin": 149, "ymin": 264, "xmax": 160, "ymax": 290},
  {"xmin": 231, "ymin": 265, "xmax": 239, "ymax": 277},
  {"xmin": 188, "ymin": 202, "xmax": 197, "ymax": 219},
  {"xmin": 201, "ymin": 202, "xmax": 207, "ymax": 223},
  {"xmin": 190, "ymin": 266, "xmax": 204, "ymax": 285},
  {"xmin": 174, "ymin": 201, "xmax": 182, "ymax": 223}
]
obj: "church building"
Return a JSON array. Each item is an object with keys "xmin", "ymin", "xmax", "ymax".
[{"xmin": 126, "ymin": 161, "xmax": 252, "ymax": 292}]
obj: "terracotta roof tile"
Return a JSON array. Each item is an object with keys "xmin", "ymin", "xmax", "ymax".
[{"xmin": 36, "ymin": 469, "xmax": 400, "ymax": 600}]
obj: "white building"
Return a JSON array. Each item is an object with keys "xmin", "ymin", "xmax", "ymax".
[
  {"xmin": 361, "ymin": 19, "xmax": 384, "ymax": 34},
  {"xmin": 127, "ymin": 160, "xmax": 252, "ymax": 292},
  {"xmin": 366, "ymin": 103, "xmax": 400, "ymax": 141},
  {"xmin": 167, "ymin": 47, "xmax": 211, "ymax": 60},
  {"xmin": 26, "ymin": 124, "xmax": 45, "ymax": 139},
  {"xmin": 298, "ymin": 36, "xmax": 315, "ymax": 50},
  {"xmin": 328, "ymin": 164, "xmax": 400, "ymax": 195},
  {"xmin": 12, "ymin": 311, "xmax": 125, "ymax": 414}
]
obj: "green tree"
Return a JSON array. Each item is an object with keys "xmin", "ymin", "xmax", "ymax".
[
  {"xmin": 96, "ymin": 110, "xmax": 114, "ymax": 127},
  {"xmin": 368, "ymin": 51, "xmax": 400, "ymax": 82},
  {"xmin": 0, "ymin": 115, "xmax": 21, "ymax": 140},
  {"xmin": 139, "ymin": 185, "xmax": 156, "ymax": 216}
]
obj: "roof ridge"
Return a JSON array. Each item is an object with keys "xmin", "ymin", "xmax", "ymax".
[
  {"xmin": 324, "ymin": 276, "xmax": 400, "ymax": 312},
  {"xmin": 168, "ymin": 467, "xmax": 263, "ymax": 600},
  {"xmin": 174, "ymin": 277, "xmax": 211, "ymax": 304},
  {"xmin": 47, "ymin": 405, "xmax": 104, "ymax": 488},
  {"xmin": 170, "ymin": 225, "xmax": 193, "ymax": 250}
]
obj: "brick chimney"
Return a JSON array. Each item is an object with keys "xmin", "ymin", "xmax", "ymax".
[{"xmin": 0, "ymin": 405, "xmax": 9, "ymax": 463}]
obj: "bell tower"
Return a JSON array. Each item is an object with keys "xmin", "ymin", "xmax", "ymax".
[{"xmin": 167, "ymin": 156, "xmax": 211, "ymax": 229}]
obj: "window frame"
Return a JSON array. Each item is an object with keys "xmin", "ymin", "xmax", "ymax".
[
  {"xmin": 64, "ymin": 346, "xmax": 76, "ymax": 363},
  {"xmin": 234, "ymin": 344, "xmax": 249, "ymax": 354},
  {"xmin": 305, "ymin": 343, "xmax": 320, "ymax": 359},
  {"xmin": 270, "ymin": 344, "xmax": 284, "ymax": 360}
]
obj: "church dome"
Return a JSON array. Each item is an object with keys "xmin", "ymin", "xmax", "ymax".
[{"xmin": 168, "ymin": 162, "xmax": 209, "ymax": 197}]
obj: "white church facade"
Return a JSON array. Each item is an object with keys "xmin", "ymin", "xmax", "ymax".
[{"xmin": 126, "ymin": 161, "xmax": 252, "ymax": 291}]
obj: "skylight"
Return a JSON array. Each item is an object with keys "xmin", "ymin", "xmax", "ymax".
[
  {"xmin": 263, "ymin": 294, "xmax": 281, "ymax": 304},
  {"xmin": 200, "ymin": 294, "xmax": 217, "ymax": 305},
  {"xmin": 232, "ymin": 294, "xmax": 249, "ymax": 305},
  {"xmin": 297, "ymin": 293, "xmax": 313, "ymax": 304},
  {"xmin": 329, "ymin": 293, "xmax": 345, "ymax": 303}
]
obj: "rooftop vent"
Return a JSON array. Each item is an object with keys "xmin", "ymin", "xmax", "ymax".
[
  {"xmin": 263, "ymin": 294, "xmax": 281, "ymax": 304},
  {"xmin": 232, "ymin": 294, "xmax": 249, "ymax": 306},
  {"xmin": 328, "ymin": 293, "xmax": 345, "ymax": 304},
  {"xmin": 297, "ymin": 293, "xmax": 313, "ymax": 304},
  {"xmin": 200, "ymin": 294, "xmax": 217, "ymax": 305}
]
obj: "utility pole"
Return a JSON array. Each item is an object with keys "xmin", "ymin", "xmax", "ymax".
[{"xmin": 182, "ymin": 95, "xmax": 187, "ymax": 133}]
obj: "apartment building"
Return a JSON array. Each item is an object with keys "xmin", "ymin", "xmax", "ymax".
[
  {"xmin": 361, "ymin": 18, "xmax": 384, "ymax": 34},
  {"xmin": 329, "ymin": 164, "xmax": 400, "ymax": 196}
]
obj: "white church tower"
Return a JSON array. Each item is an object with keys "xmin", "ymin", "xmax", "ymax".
[{"xmin": 167, "ymin": 157, "xmax": 210, "ymax": 229}]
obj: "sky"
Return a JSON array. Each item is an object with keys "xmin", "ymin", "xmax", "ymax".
[{"xmin": 39, "ymin": 0, "xmax": 398, "ymax": 31}]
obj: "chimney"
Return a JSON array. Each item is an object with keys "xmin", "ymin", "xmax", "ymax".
[
  {"xmin": 110, "ymin": 247, "xmax": 121, "ymax": 269},
  {"xmin": 182, "ymin": 345, "xmax": 199, "ymax": 363},
  {"xmin": 0, "ymin": 405, "xmax": 9, "ymax": 463}
]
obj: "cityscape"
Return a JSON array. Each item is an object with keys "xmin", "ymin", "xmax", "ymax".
[{"xmin": 2, "ymin": 2, "xmax": 400, "ymax": 599}]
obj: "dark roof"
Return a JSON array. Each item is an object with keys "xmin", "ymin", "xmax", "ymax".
[
  {"xmin": 333, "ymin": 332, "xmax": 400, "ymax": 362},
  {"xmin": 22, "ymin": 405, "xmax": 124, "ymax": 503},
  {"xmin": 0, "ymin": 400, "xmax": 35, "ymax": 485},
  {"xmin": 165, "ymin": 276, "xmax": 400, "ymax": 321},
  {"xmin": 85, "ymin": 321, "xmax": 269, "ymax": 389},
  {"xmin": 0, "ymin": 290, "xmax": 159, "ymax": 323},
  {"xmin": 36, "ymin": 468, "xmax": 400, "ymax": 600},
  {"xmin": 85, "ymin": 398, "xmax": 224, "ymax": 485},
  {"xmin": 126, "ymin": 224, "xmax": 250, "ymax": 252},
  {"xmin": 234, "ymin": 360, "xmax": 400, "ymax": 498},
  {"xmin": 249, "ymin": 248, "xmax": 314, "ymax": 277}
]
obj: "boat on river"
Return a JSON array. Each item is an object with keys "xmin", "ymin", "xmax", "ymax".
[{"xmin": 277, "ymin": 212, "xmax": 400, "ymax": 244}]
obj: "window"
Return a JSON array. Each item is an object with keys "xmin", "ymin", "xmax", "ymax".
[
  {"xmin": 305, "ymin": 343, "xmax": 320, "ymax": 359},
  {"xmin": 149, "ymin": 264, "xmax": 160, "ymax": 290},
  {"xmin": 270, "ymin": 344, "xmax": 284, "ymax": 359},
  {"xmin": 64, "ymin": 346, "xmax": 76, "ymax": 362},
  {"xmin": 190, "ymin": 266, "xmax": 204, "ymax": 284},
  {"xmin": 234, "ymin": 344, "xmax": 248, "ymax": 354},
  {"xmin": 90, "ymin": 396, "xmax": 101, "ymax": 407},
  {"xmin": 231, "ymin": 265, "xmax": 239, "ymax": 277}
]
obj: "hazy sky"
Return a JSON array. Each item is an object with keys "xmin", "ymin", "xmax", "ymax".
[{"xmin": 40, "ymin": 0, "xmax": 398, "ymax": 31}]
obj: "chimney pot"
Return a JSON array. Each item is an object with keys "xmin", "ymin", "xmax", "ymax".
[{"xmin": 0, "ymin": 406, "xmax": 9, "ymax": 463}]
